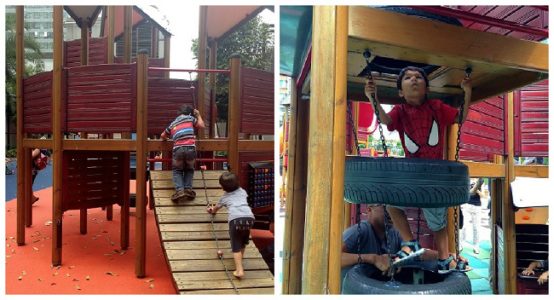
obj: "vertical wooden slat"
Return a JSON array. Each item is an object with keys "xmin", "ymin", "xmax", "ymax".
[
  {"xmin": 80, "ymin": 19, "xmax": 89, "ymax": 65},
  {"xmin": 52, "ymin": 5, "xmax": 64, "ymax": 266},
  {"xmin": 163, "ymin": 34, "xmax": 170, "ymax": 79},
  {"xmin": 135, "ymin": 53, "xmax": 148, "ymax": 277},
  {"xmin": 502, "ymin": 92, "xmax": 516, "ymax": 293},
  {"xmin": 446, "ymin": 123, "xmax": 459, "ymax": 253},
  {"xmin": 123, "ymin": 6, "xmax": 132, "ymax": 63},
  {"xmin": 328, "ymin": 6, "xmax": 347, "ymax": 294},
  {"xmin": 121, "ymin": 153, "xmax": 130, "ymax": 250},
  {"xmin": 24, "ymin": 148, "xmax": 32, "ymax": 227},
  {"xmin": 228, "ymin": 56, "xmax": 241, "ymax": 177},
  {"xmin": 302, "ymin": 6, "xmax": 346, "ymax": 294},
  {"xmin": 16, "ymin": 5, "xmax": 25, "ymax": 245},
  {"xmin": 107, "ymin": 6, "xmax": 115, "ymax": 64},
  {"xmin": 197, "ymin": 6, "xmax": 208, "ymax": 138},
  {"xmin": 490, "ymin": 154, "xmax": 502, "ymax": 294}
]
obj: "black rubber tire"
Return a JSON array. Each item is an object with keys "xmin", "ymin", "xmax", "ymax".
[
  {"xmin": 344, "ymin": 157, "xmax": 469, "ymax": 208},
  {"xmin": 342, "ymin": 264, "xmax": 472, "ymax": 294}
]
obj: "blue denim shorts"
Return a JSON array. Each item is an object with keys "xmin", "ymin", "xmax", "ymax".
[{"xmin": 392, "ymin": 206, "xmax": 448, "ymax": 232}]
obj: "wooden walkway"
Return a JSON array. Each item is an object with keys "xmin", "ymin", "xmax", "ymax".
[{"xmin": 150, "ymin": 170, "xmax": 274, "ymax": 294}]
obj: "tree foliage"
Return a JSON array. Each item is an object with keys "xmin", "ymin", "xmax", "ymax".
[
  {"xmin": 5, "ymin": 12, "xmax": 45, "ymax": 125},
  {"xmin": 191, "ymin": 15, "xmax": 274, "ymax": 120}
]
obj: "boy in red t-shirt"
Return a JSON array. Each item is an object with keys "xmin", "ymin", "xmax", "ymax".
[{"xmin": 365, "ymin": 66, "xmax": 472, "ymax": 273}]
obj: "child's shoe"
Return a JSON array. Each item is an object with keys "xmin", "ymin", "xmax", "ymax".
[
  {"xmin": 437, "ymin": 255, "xmax": 472, "ymax": 274},
  {"xmin": 171, "ymin": 190, "xmax": 185, "ymax": 202},
  {"xmin": 392, "ymin": 240, "xmax": 425, "ymax": 267},
  {"xmin": 183, "ymin": 189, "xmax": 196, "ymax": 200}
]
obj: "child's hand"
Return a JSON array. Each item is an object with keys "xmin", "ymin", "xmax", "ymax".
[
  {"xmin": 193, "ymin": 109, "xmax": 200, "ymax": 117},
  {"xmin": 364, "ymin": 78, "xmax": 376, "ymax": 100},
  {"xmin": 206, "ymin": 206, "xmax": 213, "ymax": 214},
  {"xmin": 538, "ymin": 271, "xmax": 549, "ymax": 285},
  {"xmin": 522, "ymin": 267, "xmax": 535, "ymax": 276},
  {"xmin": 461, "ymin": 77, "xmax": 472, "ymax": 93}
]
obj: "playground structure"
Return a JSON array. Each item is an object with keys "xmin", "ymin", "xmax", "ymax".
[
  {"xmin": 14, "ymin": 5, "xmax": 274, "ymax": 292},
  {"xmin": 280, "ymin": 6, "xmax": 548, "ymax": 294}
]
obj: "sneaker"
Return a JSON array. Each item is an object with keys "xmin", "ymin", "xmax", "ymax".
[
  {"xmin": 182, "ymin": 189, "xmax": 196, "ymax": 201},
  {"xmin": 171, "ymin": 190, "xmax": 185, "ymax": 202}
]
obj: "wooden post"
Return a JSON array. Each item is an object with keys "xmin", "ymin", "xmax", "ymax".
[
  {"xmin": 502, "ymin": 92, "xmax": 516, "ymax": 294},
  {"xmin": 282, "ymin": 82, "xmax": 309, "ymax": 294},
  {"xmin": 123, "ymin": 6, "xmax": 132, "ymax": 63},
  {"xmin": 197, "ymin": 6, "xmax": 208, "ymax": 138},
  {"xmin": 163, "ymin": 34, "xmax": 171, "ymax": 79},
  {"xmin": 107, "ymin": 6, "xmax": 115, "ymax": 64},
  {"xmin": 302, "ymin": 6, "xmax": 347, "ymax": 294},
  {"xmin": 24, "ymin": 147, "xmax": 32, "ymax": 227},
  {"xmin": 52, "ymin": 5, "xmax": 64, "ymax": 266},
  {"xmin": 151, "ymin": 27, "xmax": 159, "ymax": 59},
  {"xmin": 208, "ymin": 41, "xmax": 218, "ymax": 138},
  {"xmin": 490, "ymin": 154, "xmax": 502, "ymax": 294},
  {"xmin": 16, "ymin": 6, "xmax": 26, "ymax": 245},
  {"xmin": 446, "ymin": 123, "xmax": 459, "ymax": 253},
  {"xmin": 135, "ymin": 52, "xmax": 148, "ymax": 278},
  {"xmin": 228, "ymin": 55, "xmax": 241, "ymax": 178},
  {"xmin": 80, "ymin": 19, "xmax": 89, "ymax": 65}
]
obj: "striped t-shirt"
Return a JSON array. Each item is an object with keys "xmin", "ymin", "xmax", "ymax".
[{"xmin": 164, "ymin": 114, "xmax": 198, "ymax": 148}]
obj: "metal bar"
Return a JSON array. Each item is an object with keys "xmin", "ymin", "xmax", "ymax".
[
  {"xmin": 148, "ymin": 67, "xmax": 230, "ymax": 74},
  {"xmin": 407, "ymin": 6, "xmax": 548, "ymax": 38},
  {"xmin": 146, "ymin": 158, "xmax": 228, "ymax": 163}
]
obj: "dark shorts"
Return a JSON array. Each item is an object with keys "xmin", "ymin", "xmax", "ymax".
[{"xmin": 229, "ymin": 217, "xmax": 255, "ymax": 252}]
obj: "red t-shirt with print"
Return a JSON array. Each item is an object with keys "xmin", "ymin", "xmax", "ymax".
[{"xmin": 387, "ymin": 99, "xmax": 459, "ymax": 159}]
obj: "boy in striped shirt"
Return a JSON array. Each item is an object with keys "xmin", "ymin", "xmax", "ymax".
[{"xmin": 161, "ymin": 105, "xmax": 205, "ymax": 202}]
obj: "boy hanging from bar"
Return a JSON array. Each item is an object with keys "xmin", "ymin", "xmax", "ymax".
[
  {"xmin": 365, "ymin": 66, "xmax": 472, "ymax": 273},
  {"xmin": 161, "ymin": 104, "xmax": 205, "ymax": 202}
]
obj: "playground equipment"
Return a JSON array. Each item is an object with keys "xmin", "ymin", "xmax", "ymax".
[
  {"xmin": 15, "ymin": 6, "xmax": 274, "ymax": 289},
  {"xmin": 280, "ymin": 6, "xmax": 548, "ymax": 294}
]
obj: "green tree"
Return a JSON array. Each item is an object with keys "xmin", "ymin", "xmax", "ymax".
[
  {"xmin": 191, "ymin": 15, "xmax": 274, "ymax": 120},
  {"xmin": 5, "ymin": 12, "xmax": 45, "ymax": 148}
]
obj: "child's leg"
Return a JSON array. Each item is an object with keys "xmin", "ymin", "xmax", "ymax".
[
  {"xmin": 232, "ymin": 251, "xmax": 244, "ymax": 278},
  {"xmin": 387, "ymin": 206, "xmax": 414, "ymax": 244},
  {"xmin": 422, "ymin": 207, "xmax": 449, "ymax": 259},
  {"xmin": 172, "ymin": 148, "xmax": 185, "ymax": 192}
]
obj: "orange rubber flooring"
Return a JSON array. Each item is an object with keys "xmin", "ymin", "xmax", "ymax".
[{"xmin": 5, "ymin": 185, "xmax": 175, "ymax": 294}]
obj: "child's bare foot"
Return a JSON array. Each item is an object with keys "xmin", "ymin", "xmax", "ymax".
[{"xmin": 232, "ymin": 270, "xmax": 244, "ymax": 279}]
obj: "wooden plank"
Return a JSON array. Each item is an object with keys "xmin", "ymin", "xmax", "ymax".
[
  {"xmin": 503, "ymin": 92, "xmax": 516, "ymax": 294},
  {"xmin": 154, "ymin": 189, "xmax": 224, "ymax": 198},
  {"xmin": 164, "ymin": 241, "xmax": 259, "ymax": 250},
  {"xmin": 228, "ymin": 56, "xmax": 241, "ymax": 176},
  {"xmin": 177, "ymin": 278, "xmax": 274, "ymax": 290},
  {"xmin": 152, "ymin": 179, "xmax": 221, "ymax": 189},
  {"xmin": 169, "ymin": 258, "xmax": 269, "ymax": 272},
  {"xmin": 63, "ymin": 139, "xmax": 136, "ymax": 151},
  {"xmin": 180, "ymin": 287, "xmax": 274, "ymax": 294},
  {"xmin": 174, "ymin": 270, "xmax": 272, "ymax": 282},
  {"xmin": 155, "ymin": 197, "xmax": 220, "ymax": 207},
  {"xmin": 157, "ymin": 214, "xmax": 228, "ymax": 224},
  {"xmin": 166, "ymin": 248, "xmax": 263, "ymax": 260},
  {"xmin": 150, "ymin": 170, "xmax": 223, "ymax": 180},
  {"xmin": 156, "ymin": 206, "xmax": 227, "ymax": 215},
  {"xmin": 463, "ymin": 161, "xmax": 506, "ymax": 178},
  {"xmin": 161, "ymin": 231, "xmax": 229, "ymax": 241},
  {"xmin": 159, "ymin": 223, "xmax": 228, "ymax": 232},
  {"xmin": 147, "ymin": 139, "xmax": 228, "ymax": 152}
]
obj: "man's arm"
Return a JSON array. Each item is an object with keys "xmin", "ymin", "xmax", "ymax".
[{"xmin": 365, "ymin": 78, "xmax": 392, "ymax": 125}]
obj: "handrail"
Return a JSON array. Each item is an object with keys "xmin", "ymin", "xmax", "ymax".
[{"xmin": 148, "ymin": 67, "xmax": 231, "ymax": 74}]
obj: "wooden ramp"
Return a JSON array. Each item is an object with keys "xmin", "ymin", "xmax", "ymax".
[{"xmin": 150, "ymin": 170, "xmax": 274, "ymax": 295}]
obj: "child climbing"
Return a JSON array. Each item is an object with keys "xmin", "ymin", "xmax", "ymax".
[
  {"xmin": 161, "ymin": 104, "xmax": 205, "ymax": 202},
  {"xmin": 207, "ymin": 171, "xmax": 255, "ymax": 279},
  {"xmin": 364, "ymin": 66, "xmax": 472, "ymax": 274}
]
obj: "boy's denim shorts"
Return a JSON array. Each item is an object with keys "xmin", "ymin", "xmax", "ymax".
[{"xmin": 391, "ymin": 206, "xmax": 448, "ymax": 232}]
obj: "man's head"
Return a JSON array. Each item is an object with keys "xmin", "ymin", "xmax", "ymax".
[
  {"xmin": 396, "ymin": 66, "xmax": 429, "ymax": 106},
  {"xmin": 367, "ymin": 204, "xmax": 386, "ymax": 230},
  {"xmin": 179, "ymin": 105, "xmax": 194, "ymax": 116},
  {"xmin": 219, "ymin": 171, "xmax": 240, "ymax": 192}
]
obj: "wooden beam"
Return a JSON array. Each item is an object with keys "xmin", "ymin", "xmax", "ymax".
[
  {"xmin": 209, "ymin": 41, "xmax": 218, "ymax": 138},
  {"xmin": 106, "ymin": 6, "xmax": 115, "ymax": 64},
  {"xmin": 282, "ymin": 80, "xmax": 309, "ymax": 294},
  {"xmin": 238, "ymin": 140, "xmax": 273, "ymax": 152},
  {"xmin": 22, "ymin": 138, "xmax": 52, "ymax": 149},
  {"xmin": 16, "ymin": 6, "xmax": 25, "ymax": 246},
  {"xmin": 147, "ymin": 139, "xmax": 228, "ymax": 152},
  {"xmin": 63, "ymin": 139, "xmax": 136, "ymax": 151},
  {"xmin": 463, "ymin": 161, "xmax": 506, "ymax": 178},
  {"xmin": 135, "ymin": 53, "xmax": 148, "ymax": 278},
  {"xmin": 228, "ymin": 55, "xmax": 241, "ymax": 176},
  {"xmin": 514, "ymin": 165, "xmax": 548, "ymax": 178},
  {"xmin": 163, "ymin": 34, "xmax": 170, "ymax": 79},
  {"xmin": 24, "ymin": 148, "xmax": 32, "ymax": 227},
  {"xmin": 348, "ymin": 7, "xmax": 548, "ymax": 73},
  {"xmin": 197, "ymin": 6, "xmax": 208, "ymax": 138},
  {"xmin": 303, "ymin": 6, "xmax": 347, "ymax": 294},
  {"xmin": 52, "ymin": 5, "xmax": 64, "ymax": 266},
  {"xmin": 123, "ymin": 6, "xmax": 132, "ymax": 63},
  {"xmin": 328, "ymin": 6, "xmax": 348, "ymax": 294},
  {"xmin": 502, "ymin": 92, "xmax": 516, "ymax": 294}
]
